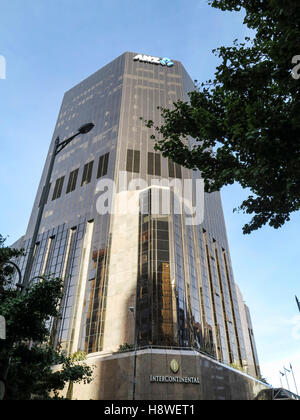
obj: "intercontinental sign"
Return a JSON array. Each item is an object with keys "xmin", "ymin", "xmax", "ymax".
[
  {"xmin": 150, "ymin": 360, "xmax": 200, "ymax": 384},
  {"xmin": 150, "ymin": 375, "xmax": 200, "ymax": 384}
]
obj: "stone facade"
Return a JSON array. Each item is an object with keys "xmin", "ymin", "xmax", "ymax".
[{"xmin": 67, "ymin": 349, "xmax": 270, "ymax": 400}]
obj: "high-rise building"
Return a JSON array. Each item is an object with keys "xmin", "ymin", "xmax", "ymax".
[
  {"xmin": 13, "ymin": 52, "xmax": 266, "ymax": 399},
  {"xmin": 236, "ymin": 285, "xmax": 261, "ymax": 378}
]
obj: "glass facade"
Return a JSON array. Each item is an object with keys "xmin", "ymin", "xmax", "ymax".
[{"xmin": 13, "ymin": 52, "xmax": 259, "ymax": 375}]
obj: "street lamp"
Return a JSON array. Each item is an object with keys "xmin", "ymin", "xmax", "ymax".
[
  {"xmin": 129, "ymin": 306, "xmax": 138, "ymax": 401},
  {"xmin": 0, "ymin": 125, "xmax": 94, "ymax": 398},
  {"xmin": 78, "ymin": 123, "xmax": 95, "ymax": 134},
  {"xmin": 22, "ymin": 123, "xmax": 94, "ymax": 291},
  {"xmin": 0, "ymin": 261, "xmax": 23, "ymax": 290}
]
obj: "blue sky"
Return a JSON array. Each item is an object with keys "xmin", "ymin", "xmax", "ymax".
[{"xmin": 0, "ymin": 0, "xmax": 299, "ymax": 391}]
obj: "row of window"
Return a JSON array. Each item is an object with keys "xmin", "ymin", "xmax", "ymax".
[
  {"xmin": 39, "ymin": 152, "xmax": 110, "ymax": 206},
  {"xmin": 126, "ymin": 149, "xmax": 182, "ymax": 179},
  {"xmin": 40, "ymin": 149, "xmax": 183, "ymax": 206}
]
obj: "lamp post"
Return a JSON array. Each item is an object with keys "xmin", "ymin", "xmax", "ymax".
[
  {"xmin": 0, "ymin": 124, "xmax": 94, "ymax": 398},
  {"xmin": 129, "ymin": 306, "xmax": 138, "ymax": 401},
  {"xmin": 22, "ymin": 123, "xmax": 94, "ymax": 291}
]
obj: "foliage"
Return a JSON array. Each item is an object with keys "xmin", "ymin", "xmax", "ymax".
[
  {"xmin": 118, "ymin": 343, "xmax": 134, "ymax": 353},
  {"xmin": 5, "ymin": 345, "xmax": 92, "ymax": 400},
  {"xmin": 70, "ymin": 351, "xmax": 88, "ymax": 362},
  {"xmin": 200, "ymin": 343, "xmax": 216, "ymax": 358},
  {"xmin": 0, "ymin": 235, "xmax": 93, "ymax": 400},
  {"xmin": 229, "ymin": 362, "xmax": 244, "ymax": 373},
  {"xmin": 143, "ymin": 0, "xmax": 300, "ymax": 233}
]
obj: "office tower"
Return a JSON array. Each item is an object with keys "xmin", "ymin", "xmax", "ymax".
[
  {"xmin": 236, "ymin": 285, "xmax": 261, "ymax": 378},
  {"xmin": 13, "ymin": 52, "xmax": 264, "ymax": 399}
]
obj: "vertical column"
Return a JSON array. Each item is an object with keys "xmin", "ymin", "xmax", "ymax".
[{"xmin": 69, "ymin": 221, "xmax": 94, "ymax": 354}]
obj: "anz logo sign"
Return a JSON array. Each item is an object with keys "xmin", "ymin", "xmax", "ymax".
[{"xmin": 133, "ymin": 54, "xmax": 174, "ymax": 67}]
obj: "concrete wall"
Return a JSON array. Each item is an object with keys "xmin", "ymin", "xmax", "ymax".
[{"xmin": 68, "ymin": 349, "xmax": 271, "ymax": 400}]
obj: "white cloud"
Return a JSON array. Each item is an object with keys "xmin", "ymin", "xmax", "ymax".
[
  {"xmin": 291, "ymin": 315, "xmax": 300, "ymax": 340},
  {"xmin": 255, "ymin": 315, "xmax": 300, "ymax": 338}
]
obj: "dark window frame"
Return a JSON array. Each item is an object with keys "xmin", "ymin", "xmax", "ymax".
[
  {"xmin": 52, "ymin": 176, "xmax": 65, "ymax": 201},
  {"xmin": 66, "ymin": 168, "xmax": 79, "ymax": 194},
  {"xmin": 126, "ymin": 149, "xmax": 140, "ymax": 173},
  {"xmin": 97, "ymin": 153, "xmax": 109, "ymax": 179},
  {"xmin": 148, "ymin": 152, "xmax": 161, "ymax": 176},
  {"xmin": 81, "ymin": 160, "xmax": 94, "ymax": 186},
  {"xmin": 168, "ymin": 159, "xmax": 182, "ymax": 179}
]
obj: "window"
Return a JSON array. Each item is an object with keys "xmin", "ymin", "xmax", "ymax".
[
  {"xmin": 81, "ymin": 161, "xmax": 94, "ymax": 186},
  {"xmin": 52, "ymin": 177, "xmax": 65, "ymax": 201},
  {"xmin": 148, "ymin": 152, "xmax": 161, "ymax": 176},
  {"xmin": 97, "ymin": 153, "xmax": 109, "ymax": 179},
  {"xmin": 126, "ymin": 149, "xmax": 140, "ymax": 173},
  {"xmin": 168, "ymin": 159, "xmax": 182, "ymax": 178},
  {"xmin": 66, "ymin": 168, "xmax": 79, "ymax": 194},
  {"xmin": 38, "ymin": 183, "xmax": 51, "ymax": 207}
]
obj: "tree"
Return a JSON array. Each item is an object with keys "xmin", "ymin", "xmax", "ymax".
[
  {"xmin": 0, "ymin": 235, "xmax": 93, "ymax": 400},
  {"xmin": 144, "ymin": 0, "xmax": 300, "ymax": 234}
]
